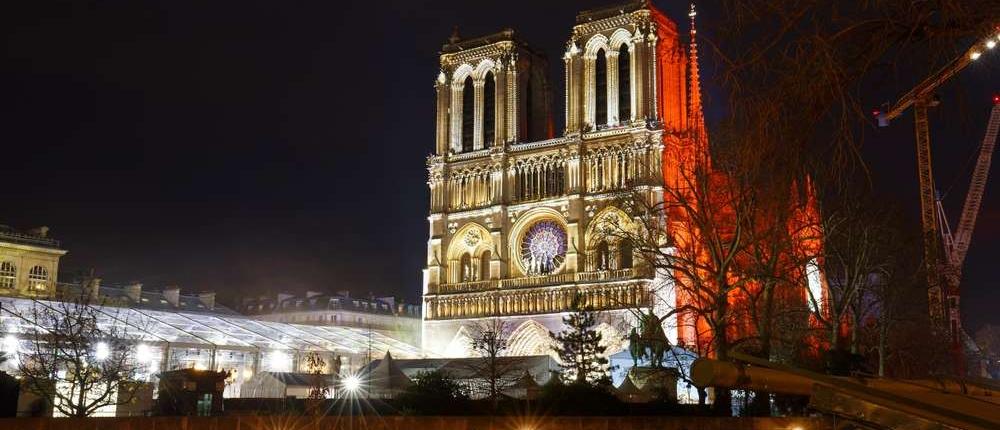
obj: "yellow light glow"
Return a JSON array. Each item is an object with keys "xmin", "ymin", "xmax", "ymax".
[{"xmin": 970, "ymin": 51, "xmax": 982, "ymax": 60}]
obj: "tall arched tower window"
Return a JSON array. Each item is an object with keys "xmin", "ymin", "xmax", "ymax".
[
  {"xmin": 483, "ymin": 72, "xmax": 496, "ymax": 148},
  {"xmin": 595, "ymin": 49, "xmax": 608, "ymax": 127},
  {"xmin": 461, "ymin": 76, "xmax": 475, "ymax": 152},
  {"xmin": 617, "ymin": 44, "xmax": 631, "ymax": 123}
]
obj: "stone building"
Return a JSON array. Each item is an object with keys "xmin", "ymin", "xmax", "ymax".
[
  {"xmin": 240, "ymin": 291, "xmax": 422, "ymax": 345},
  {"xmin": 0, "ymin": 225, "xmax": 66, "ymax": 296},
  {"xmin": 422, "ymin": 1, "xmax": 703, "ymax": 357}
]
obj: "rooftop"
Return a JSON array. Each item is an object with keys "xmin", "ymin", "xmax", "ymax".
[
  {"xmin": 0, "ymin": 225, "xmax": 62, "ymax": 249},
  {"xmin": 242, "ymin": 291, "xmax": 420, "ymax": 318}
]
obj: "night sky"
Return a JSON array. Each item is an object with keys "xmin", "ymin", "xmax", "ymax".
[{"xmin": 2, "ymin": 1, "xmax": 997, "ymax": 330}]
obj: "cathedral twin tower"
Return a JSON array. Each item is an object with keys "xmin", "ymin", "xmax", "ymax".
[{"xmin": 422, "ymin": 1, "xmax": 706, "ymax": 358}]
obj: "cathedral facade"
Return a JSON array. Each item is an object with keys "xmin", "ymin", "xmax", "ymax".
[{"xmin": 422, "ymin": 1, "xmax": 705, "ymax": 358}]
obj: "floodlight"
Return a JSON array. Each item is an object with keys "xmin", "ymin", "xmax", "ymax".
[
  {"xmin": 95, "ymin": 342, "xmax": 110, "ymax": 361},
  {"xmin": 343, "ymin": 375, "xmax": 362, "ymax": 392},
  {"xmin": 135, "ymin": 344, "xmax": 153, "ymax": 363}
]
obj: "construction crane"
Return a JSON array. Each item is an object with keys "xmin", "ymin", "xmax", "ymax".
[{"xmin": 876, "ymin": 30, "xmax": 1000, "ymax": 375}]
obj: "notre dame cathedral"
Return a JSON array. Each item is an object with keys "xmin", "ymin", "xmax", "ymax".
[{"xmin": 422, "ymin": 1, "xmax": 707, "ymax": 358}]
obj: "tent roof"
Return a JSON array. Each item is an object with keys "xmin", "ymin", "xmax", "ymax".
[{"xmin": 367, "ymin": 351, "xmax": 413, "ymax": 390}]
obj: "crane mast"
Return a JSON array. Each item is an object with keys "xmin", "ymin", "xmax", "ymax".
[{"xmin": 879, "ymin": 30, "xmax": 1000, "ymax": 375}]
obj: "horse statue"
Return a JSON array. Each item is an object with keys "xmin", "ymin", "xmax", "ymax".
[{"xmin": 629, "ymin": 309, "xmax": 670, "ymax": 368}]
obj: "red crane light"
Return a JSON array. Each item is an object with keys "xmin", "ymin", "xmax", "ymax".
[{"xmin": 993, "ymin": 94, "xmax": 1000, "ymax": 105}]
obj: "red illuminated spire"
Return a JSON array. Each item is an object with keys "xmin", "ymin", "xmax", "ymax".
[{"xmin": 687, "ymin": 3, "xmax": 708, "ymax": 162}]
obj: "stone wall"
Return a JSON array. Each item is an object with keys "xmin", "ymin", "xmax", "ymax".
[{"xmin": 0, "ymin": 415, "xmax": 830, "ymax": 430}]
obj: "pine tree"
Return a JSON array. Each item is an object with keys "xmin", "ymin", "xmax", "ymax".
[{"xmin": 549, "ymin": 297, "xmax": 610, "ymax": 384}]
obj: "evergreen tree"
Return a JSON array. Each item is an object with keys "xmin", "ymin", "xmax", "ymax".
[{"xmin": 549, "ymin": 296, "xmax": 610, "ymax": 384}]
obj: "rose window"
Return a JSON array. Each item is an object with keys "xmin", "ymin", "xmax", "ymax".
[{"xmin": 520, "ymin": 220, "xmax": 567, "ymax": 275}]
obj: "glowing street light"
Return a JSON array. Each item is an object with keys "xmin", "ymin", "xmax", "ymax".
[
  {"xmin": 135, "ymin": 344, "xmax": 153, "ymax": 363},
  {"xmin": 342, "ymin": 374, "xmax": 362, "ymax": 392},
  {"xmin": 95, "ymin": 342, "xmax": 110, "ymax": 361}
]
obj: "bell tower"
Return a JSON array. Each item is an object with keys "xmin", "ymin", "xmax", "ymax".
[
  {"xmin": 433, "ymin": 29, "xmax": 553, "ymax": 156},
  {"xmin": 563, "ymin": 0, "xmax": 690, "ymax": 135}
]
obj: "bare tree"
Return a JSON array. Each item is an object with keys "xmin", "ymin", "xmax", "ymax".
[
  {"xmin": 709, "ymin": 0, "xmax": 997, "ymax": 188},
  {"xmin": 8, "ymin": 295, "xmax": 146, "ymax": 417},
  {"xmin": 808, "ymin": 198, "xmax": 893, "ymax": 358},
  {"xmin": 466, "ymin": 318, "xmax": 519, "ymax": 409}
]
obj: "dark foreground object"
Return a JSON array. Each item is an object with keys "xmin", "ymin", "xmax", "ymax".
[{"xmin": 0, "ymin": 415, "xmax": 830, "ymax": 430}]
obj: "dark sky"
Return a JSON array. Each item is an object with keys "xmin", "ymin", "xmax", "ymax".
[{"xmin": 2, "ymin": 1, "xmax": 997, "ymax": 329}]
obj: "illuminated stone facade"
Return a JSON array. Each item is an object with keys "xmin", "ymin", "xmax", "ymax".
[
  {"xmin": 0, "ymin": 225, "xmax": 66, "ymax": 296},
  {"xmin": 422, "ymin": 2, "xmax": 701, "ymax": 358}
]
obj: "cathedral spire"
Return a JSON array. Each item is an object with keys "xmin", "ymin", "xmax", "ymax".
[{"xmin": 687, "ymin": 3, "xmax": 708, "ymax": 161}]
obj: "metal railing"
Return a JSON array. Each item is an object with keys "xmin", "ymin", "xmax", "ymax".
[{"xmin": 0, "ymin": 230, "xmax": 61, "ymax": 247}]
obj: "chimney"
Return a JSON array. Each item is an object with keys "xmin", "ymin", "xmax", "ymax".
[
  {"xmin": 336, "ymin": 290, "xmax": 351, "ymax": 298},
  {"xmin": 163, "ymin": 286, "xmax": 180, "ymax": 307},
  {"xmin": 85, "ymin": 278, "xmax": 101, "ymax": 301},
  {"xmin": 198, "ymin": 292, "xmax": 216, "ymax": 310},
  {"xmin": 28, "ymin": 226, "xmax": 49, "ymax": 238},
  {"xmin": 125, "ymin": 282, "xmax": 142, "ymax": 302},
  {"xmin": 277, "ymin": 292, "xmax": 294, "ymax": 304}
]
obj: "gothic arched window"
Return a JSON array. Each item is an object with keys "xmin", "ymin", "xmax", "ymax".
[
  {"xmin": 483, "ymin": 72, "xmax": 496, "ymax": 149},
  {"xmin": 461, "ymin": 76, "xmax": 475, "ymax": 152},
  {"xmin": 0, "ymin": 261, "xmax": 15, "ymax": 289},
  {"xmin": 617, "ymin": 44, "xmax": 631, "ymax": 123},
  {"xmin": 520, "ymin": 220, "xmax": 567, "ymax": 275},
  {"xmin": 460, "ymin": 253, "xmax": 473, "ymax": 282},
  {"xmin": 620, "ymin": 240, "xmax": 634, "ymax": 269},
  {"xmin": 28, "ymin": 265, "xmax": 47, "ymax": 290},
  {"xmin": 595, "ymin": 49, "xmax": 608, "ymax": 127},
  {"xmin": 480, "ymin": 250, "xmax": 491, "ymax": 281}
]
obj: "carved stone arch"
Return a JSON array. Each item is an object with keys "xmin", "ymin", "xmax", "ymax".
[
  {"xmin": 445, "ymin": 326, "xmax": 476, "ymax": 358},
  {"xmin": 448, "ymin": 222, "xmax": 495, "ymax": 260},
  {"xmin": 584, "ymin": 34, "xmax": 610, "ymax": 59},
  {"xmin": 507, "ymin": 320, "xmax": 555, "ymax": 357},
  {"xmin": 608, "ymin": 29, "xmax": 633, "ymax": 52},
  {"xmin": 585, "ymin": 206, "xmax": 634, "ymax": 248},
  {"xmin": 451, "ymin": 64, "xmax": 475, "ymax": 89},
  {"xmin": 472, "ymin": 58, "xmax": 498, "ymax": 82}
]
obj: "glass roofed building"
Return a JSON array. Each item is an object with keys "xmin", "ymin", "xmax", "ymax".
[{"xmin": 0, "ymin": 291, "xmax": 423, "ymax": 399}]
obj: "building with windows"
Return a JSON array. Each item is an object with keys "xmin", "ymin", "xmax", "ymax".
[
  {"xmin": 240, "ymin": 292, "xmax": 422, "ymax": 345},
  {"xmin": 422, "ymin": 1, "xmax": 827, "ymax": 361},
  {"xmin": 0, "ymin": 227, "xmax": 424, "ymax": 416},
  {"xmin": 0, "ymin": 225, "xmax": 66, "ymax": 296},
  {"xmin": 422, "ymin": 1, "xmax": 697, "ymax": 357}
]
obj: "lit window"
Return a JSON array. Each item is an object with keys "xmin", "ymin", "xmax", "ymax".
[
  {"xmin": 0, "ymin": 261, "xmax": 16, "ymax": 289},
  {"xmin": 27, "ymin": 265, "xmax": 48, "ymax": 290}
]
